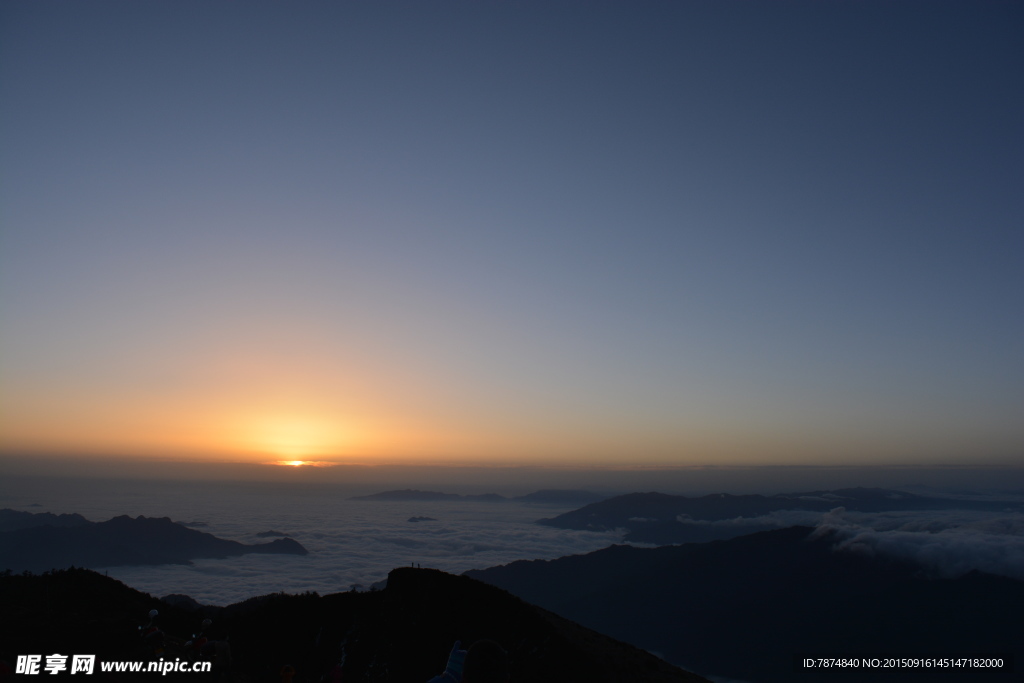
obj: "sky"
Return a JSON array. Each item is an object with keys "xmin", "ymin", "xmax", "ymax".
[{"xmin": 1, "ymin": 1, "xmax": 1022, "ymax": 473}]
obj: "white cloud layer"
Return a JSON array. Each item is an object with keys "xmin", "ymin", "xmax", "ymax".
[
  {"xmin": 814, "ymin": 507, "xmax": 1024, "ymax": 580},
  {"xmin": 3, "ymin": 478, "xmax": 1022, "ymax": 604},
  {"xmin": 0, "ymin": 478, "xmax": 621, "ymax": 605},
  {"xmin": 670, "ymin": 506, "xmax": 1024, "ymax": 580}
]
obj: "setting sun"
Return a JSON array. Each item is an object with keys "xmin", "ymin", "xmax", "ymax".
[{"xmin": 268, "ymin": 460, "xmax": 336, "ymax": 468}]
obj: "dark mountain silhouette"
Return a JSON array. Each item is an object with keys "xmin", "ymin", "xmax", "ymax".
[
  {"xmin": 0, "ymin": 511, "xmax": 307, "ymax": 573},
  {"xmin": 0, "ymin": 508, "xmax": 90, "ymax": 532},
  {"xmin": 178, "ymin": 520, "xmax": 209, "ymax": 527},
  {"xmin": 0, "ymin": 566, "xmax": 710, "ymax": 683},
  {"xmin": 466, "ymin": 526, "xmax": 1024, "ymax": 682},
  {"xmin": 539, "ymin": 487, "xmax": 1024, "ymax": 544}
]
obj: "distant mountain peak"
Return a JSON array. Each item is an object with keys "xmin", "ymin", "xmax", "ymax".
[{"xmin": 0, "ymin": 509, "xmax": 308, "ymax": 573}]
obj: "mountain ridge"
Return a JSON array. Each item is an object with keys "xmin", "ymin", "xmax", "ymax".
[
  {"xmin": 1, "ymin": 565, "xmax": 710, "ymax": 683},
  {"xmin": 0, "ymin": 509, "xmax": 307, "ymax": 573},
  {"xmin": 467, "ymin": 525, "xmax": 1024, "ymax": 682},
  {"xmin": 538, "ymin": 487, "xmax": 1024, "ymax": 544}
]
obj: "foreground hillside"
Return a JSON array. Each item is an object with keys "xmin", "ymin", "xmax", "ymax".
[
  {"xmin": 467, "ymin": 526, "xmax": 1024, "ymax": 682},
  {"xmin": 0, "ymin": 566, "xmax": 707, "ymax": 683}
]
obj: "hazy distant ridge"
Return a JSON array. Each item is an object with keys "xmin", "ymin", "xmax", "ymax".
[
  {"xmin": 539, "ymin": 487, "xmax": 1023, "ymax": 544},
  {"xmin": 352, "ymin": 488, "xmax": 607, "ymax": 504},
  {"xmin": 351, "ymin": 489, "xmax": 505, "ymax": 502},
  {"xmin": 0, "ymin": 509, "xmax": 307, "ymax": 573}
]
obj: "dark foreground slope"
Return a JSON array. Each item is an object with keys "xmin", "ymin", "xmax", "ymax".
[
  {"xmin": 0, "ymin": 566, "xmax": 708, "ymax": 683},
  {"xmin": 467, "ymin": 526, "xmax": 1024, "ymax": 683},
  {"xmin": 0, "ymin": 510, "xmax": 306, "ymax": 572}
]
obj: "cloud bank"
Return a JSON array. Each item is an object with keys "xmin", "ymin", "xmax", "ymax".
[
  {"xmin": 814, "ymin": 507, "xmax": 1024, "ymax": 580},
  {"xmin": 665, "ymin": 505, "xmax": 1024, "ymax": 580},
  {"xmin": 4, "ymin": 476, "xmax": 1022, "ymax": 605}
]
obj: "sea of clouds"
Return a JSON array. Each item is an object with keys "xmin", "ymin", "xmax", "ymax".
[
  {"xmin": 0, "ymin": 477, "xmax": 623, "ymax": 605},
  {"xmin": 667, "ymin": 506, "xmax": 1024, "ymax": 580},
  {"xmin": 3, "ymin": 476, "xmax": 1023, "ymax": 605},
  {"xmin": 815, "ymin": 507, "xmax": 1024, "ymax": 580}
]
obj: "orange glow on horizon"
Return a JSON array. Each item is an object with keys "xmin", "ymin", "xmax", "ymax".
[
  {"xmin": 7, "ymin": 377, "xmax": 1005, "ymax": 468},
  {"xmin": 270, "ymin": 460, "xmax": 336, "ymax": 467},
  {"xmin": 223, "ymin": 410, "xmax": 360, "ymax": 460}
]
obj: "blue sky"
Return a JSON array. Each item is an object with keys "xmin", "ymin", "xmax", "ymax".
[{"xmin": 1, "ymin": 1, "xmax": 1022, "ymax": 467}]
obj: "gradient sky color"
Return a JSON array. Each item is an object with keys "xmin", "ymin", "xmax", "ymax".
[{"xmin": 1, "ymin": 1, "xmax": 1022, "ymax": 468}]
